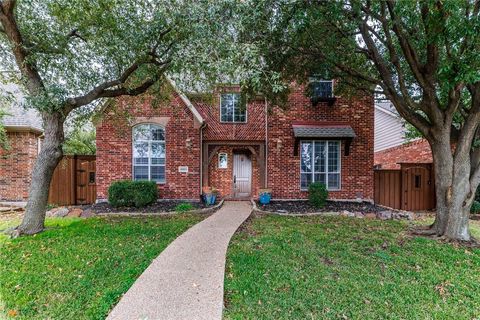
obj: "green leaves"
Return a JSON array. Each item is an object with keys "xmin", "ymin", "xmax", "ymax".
[
  {"xmin": 0, "ymin": 0, "xmax": 247, "ymax": 113},
  {"xmin": 62, "ymin": 126, "xmax": 95, "ymax": 155}
]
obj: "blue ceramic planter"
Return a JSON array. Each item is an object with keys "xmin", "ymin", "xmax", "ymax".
[
  {"xmin": 204, "ymin": 193, "xmax": 216, "ymax": 206},
  {"xmin": 259, "ymin": 192, "xmax": 271, "ymax": 205}
]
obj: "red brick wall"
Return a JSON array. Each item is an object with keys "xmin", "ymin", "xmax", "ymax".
[
  {"xmin": 0, "ymin": 131, "xmax": 40, "ymax": 201},
  {"xmin": 95, "ymin": 93, "xmax": 201, "ymax": 200},
  {"xmin": 194, "ymin": 93, "xmax": 266, "ymax": 141},
  {"xmin": 96, "ymin": 84, "xmax": 374, "ymax": 202},
  {"xmin": 374, "ymin": 138, "xmax": 432, "ymax": 169},
  {"xmin": 207, "ymin": 146, "xmax": 260, "ymax": 198},
  {"xmin": 267, "ymin": 85, "xmax": 374, "ymax": 200}
]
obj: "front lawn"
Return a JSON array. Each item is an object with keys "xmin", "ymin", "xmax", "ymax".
[
  {"xmin": 224, "ymin": 215, "xmax": 480, "ymax": 319},
  {"xmin": 0, "ymin": 214, "xmax": 203, "ymax": 319}
]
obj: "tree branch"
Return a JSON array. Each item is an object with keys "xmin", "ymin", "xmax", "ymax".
[
  {"xmin": 66, "ymin": 58, "xmax": 169, "ymax": 109},
  {"xmin": 357, "ymin": 19, "xmax": 431, "ymax": 137},
  {"xmin": 66, "ymin": 29, "xmax": 87, "ymax": 42},
  {"xmin": 386, "ymin": 0, "xmax": 444, "ymax": 127},
  {"xmin": 385, "ymin": 0, "xmax": 429, "ymax": 89},
  {"xmin": 421, "ymin": 1, "xmax": 439, "ymax": 78},
  {"xmin": 377, "ymin": 1, "xmax": 421, "ymax": 112},
  {"xmin": 455, "ymin": 83, "xmax": 480, "ymax": 159}
]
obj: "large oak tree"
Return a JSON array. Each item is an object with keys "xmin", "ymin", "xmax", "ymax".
[
  {"xmin": 0, "ymin": 0, "xmax": 236, "ymax": 235},
  {"xmin": 237, "ymin": 0, "xmax": 480, "ymax": 241}
]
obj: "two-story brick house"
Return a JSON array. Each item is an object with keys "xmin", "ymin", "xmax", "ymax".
[{"xmin": 96, "ymin": 79, "xmax": 374, "ymax": 202}]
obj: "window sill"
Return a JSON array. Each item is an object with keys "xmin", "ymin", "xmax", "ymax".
[
  {"xmin": 219, "ymin": 121, "xmax": 248, "ymax": 124},
  {"xmin": 300, "ymin": 188, "xmax": 341, "ymax": 192}
]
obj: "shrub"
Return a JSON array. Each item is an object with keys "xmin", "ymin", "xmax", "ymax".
[
  {"xmin": 108, "ymin": 180, "xmax": 158, "ymax": 208},
  {"xmin": 471, "ymin": 201, "xmax": 480, "ymax": 214},
  {"xmin": 308, "ymin": 182, "xmax": 328, "ymax": 208},
  {"xmin": 175, "ymin": 202, "xmax": 195, "ymax": 213}
]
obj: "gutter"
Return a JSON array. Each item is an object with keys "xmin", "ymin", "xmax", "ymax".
[
  {"xmin": 199, "ymin": 121, "xmax": 207, "ymax": 197},
  {"xmin": 264, "ymin": 97, "xmax": 268, "ymax": 188},
  {"xmin": 4, "ymin": 125, "xmax": 43, "ymax": 135}
]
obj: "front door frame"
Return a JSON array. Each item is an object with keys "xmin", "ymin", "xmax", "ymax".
[
  {"xmin": 232, "ymin": 152, "xmax": 252, "ymax": 198},
  {"xmin": 202, "ymin": 141, "xmax": 266, "ymax": 191}
]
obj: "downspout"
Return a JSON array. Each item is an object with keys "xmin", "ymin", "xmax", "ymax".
[
  {"xmin": 199, "ymin": 122, "xmax": 207, "ymax": 198},
  {"xmin": 264, "ymin": 97, "xmax": 268, "ymax": 188}
]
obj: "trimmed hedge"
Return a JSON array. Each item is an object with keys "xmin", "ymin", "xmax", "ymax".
[
  {"xmin": 108, "ymin": 180, "xmax": 158, "ymax": 208},
  {"xmin": 308, "ymin": 182, "xmax": 328, "ymax": 208}
]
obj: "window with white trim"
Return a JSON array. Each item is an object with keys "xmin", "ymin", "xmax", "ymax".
[
  {"xmin": 300, "ymin": 140, "xmax": 340, "ymax": 190},
  {"xmin": 132, "ymin": 124, "xmax": 166, "ymax": 183},
  {"xmin": 220, "ymin": 93, "xmax": 246, "ymax": 122}
]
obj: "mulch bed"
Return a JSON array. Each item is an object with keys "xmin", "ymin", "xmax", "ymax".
[
  {"xmin": 91, "ymin": 200, "xmax": 209, "ymax": 214},
  {"xmin": 257, "ymin": 200, "xmax": 384, "ymax": 214}
]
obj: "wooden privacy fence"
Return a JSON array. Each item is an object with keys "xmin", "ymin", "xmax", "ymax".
[
  {"xmin": 48, "ymin": 155, "xmax": 96, "ymax": 206},
  {"xmin": 374, "ymin": 163, "xmax": 435, "ymax": 211},
  {"xmin": 374, "ymin": 170, "xmax": 402, "ymax": 209}
]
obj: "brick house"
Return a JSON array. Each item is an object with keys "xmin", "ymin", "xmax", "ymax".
[
  {"xmin": 373, "ymin": 139, "xmax": 436, "ymax": 211},
  {"xmin": 374, "ymin": 138, "xmax": 432, "ymax": 170},
  {"xmin": 0, "ymin": 106, "xmax": 43, "ymax": 202},
  {"xmin": 96, "ymin": 79, "xmax": 374, "ymax": 202}
]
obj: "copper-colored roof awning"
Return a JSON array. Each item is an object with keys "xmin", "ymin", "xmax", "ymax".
[{"xmin": 292, "ymin": 122, "xmax": 356, "ymax": 156}]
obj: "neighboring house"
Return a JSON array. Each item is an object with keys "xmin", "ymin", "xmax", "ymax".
[
  {"xmin": 0, "ymin": 105, "xmax": 43, "ymax": 201},
  {"xmin": 373, "ymin": 139, "xmax": 435, "ymax": 211},
  {"xmin": 374, "ymin": 138, "xmax": 432, "ymax": 170},
  {"xmin": 374, "ymin": 100, "xmax": 433, "ymax": 169},
  {"xmin": 373, "ymin": 101, "xmax": 436, "ymax": 211},
  {"xmin": 96, "ymin": 80, "xmax": 374, "ymax": 202},
  {"xmin": 374, "ymin": 100, "xmax": 406, "ymax": 152}
]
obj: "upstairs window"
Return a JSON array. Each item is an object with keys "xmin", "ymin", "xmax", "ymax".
[
  {"xmin": 310, "ymin": 79, "xmax": 334, "ymax": 99},
  {"xmin": 132, "ymin": 124, "xmax": 166, "ymax": 183},
  {"xmin": 220, "ymin": 93, "xmax": 246, "ymax": 123}
]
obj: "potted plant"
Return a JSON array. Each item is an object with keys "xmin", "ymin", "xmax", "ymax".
[
  {"xmin": 202, "ymin": 186, "xmax": 218, "ymax": 206},
  {"xmin": 258, "ymin": 188, "xmax": 272, "ymax": 205}
]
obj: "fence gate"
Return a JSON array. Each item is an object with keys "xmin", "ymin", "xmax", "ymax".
[
  {"xmin": 75, "ymin": 156, "xmax": 96, "ymax": 205},
  {"xmin": 48, "ymin": 155, "xmax": 96, "ymax": 206},
  {"xmin": 374, "ymin": 164, "xmax": 435, "ymax": 211},
  {"xmin": 401, "ymin": 164, "xmax": 435, "ymax": 211}
]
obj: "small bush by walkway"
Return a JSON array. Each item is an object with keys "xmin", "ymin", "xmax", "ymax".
[
  {"xmin": 224, "ymin": 215, "xmax": 480, "ymax": 319},
  {"xmin": 0, "ymin": 214, "xmax": 204, "ymax": 319}
]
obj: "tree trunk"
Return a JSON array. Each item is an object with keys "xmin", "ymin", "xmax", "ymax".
[
  {"xmin": 430, "ymin": 138, "xmax": 453, "ymax": 235},
  {"xmin": 429, "ymin": 137, "xmax": 477, "ymax": 242},
  {"xmin": 15, "ymin": 112, "xmax": 65, "ymax": 235}
]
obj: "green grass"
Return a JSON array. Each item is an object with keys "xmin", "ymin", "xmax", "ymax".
[
  {"xmin": 0, "ymin": 215, "xmax": 203, "ymax": 319},
  {"xmin": 174, "ymin": 202, "xmax": 195, "ymax": 213},
  {"xmin": 415, "ymin": 216, "xmax": 480, "ymax": 239},
  {"xmin": 224, "ymin": 215, "xmax": 480, "ymax": 320}
]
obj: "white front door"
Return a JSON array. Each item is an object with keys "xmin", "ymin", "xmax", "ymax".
[{"xmin": 233, "ymin": 153, "xmax": 252, "ymax": 198}]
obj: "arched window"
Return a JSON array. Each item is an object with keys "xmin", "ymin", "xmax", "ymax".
[{"xmin": 132, "ymin": 124, "xmax": 166, "ymax": 183}]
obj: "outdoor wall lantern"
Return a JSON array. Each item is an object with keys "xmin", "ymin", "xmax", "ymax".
[
  {"xmin": 276, "ymin": 139, "xmax": 283, "ymax": 151},
  {"xmin": 185, "ymin": 138, "xmax": 193, "ymax": 149}
]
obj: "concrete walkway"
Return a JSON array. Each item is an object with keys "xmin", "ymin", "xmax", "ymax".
[{"xmin": 107, "ymin": 201, "xmax": 252, "ymax": 320}]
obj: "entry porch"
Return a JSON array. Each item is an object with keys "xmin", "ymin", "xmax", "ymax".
[{"xmin": 202, "ymin": 141, "xmax": 266, "ymax": 199}]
